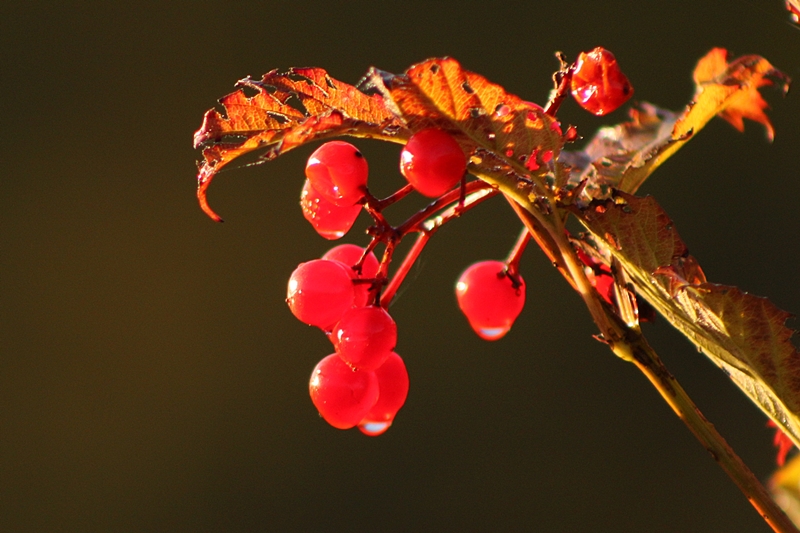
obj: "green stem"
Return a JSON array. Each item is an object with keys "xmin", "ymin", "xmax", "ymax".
[{"xmin": 476, "ymin": 171, "xmax": 797, "ymax": 532}]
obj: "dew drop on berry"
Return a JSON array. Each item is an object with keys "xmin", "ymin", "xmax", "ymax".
[
  {"xmin": 358, "ymin": 352, "xmax": 409, "ymax": 436},
  {"xmin": 300, "ymin": 179, "xmax": 361, "ymax": 239},
  {"xmin": 358, "ymin": 421, "xmax": 392, "ymax": 436}
]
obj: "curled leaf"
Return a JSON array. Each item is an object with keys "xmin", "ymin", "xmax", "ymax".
[
  {"xmin": 194, "ymin": 67, "xmax": 405, "ymax": 221},
  {"xmin": 194, "ymin": 58, "xmax": 573, "ymax": 220}
]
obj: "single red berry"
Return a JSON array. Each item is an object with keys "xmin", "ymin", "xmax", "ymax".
[
  {"xmin": 570, "ymin": 47, "xmax": 633, "ymax": 116},
  {"xmin": 305, "ymin": 141, "xmax": 369, "ymax": 206},
  {"xmin": 321, "ymin": 244, "xmax": 380, "ymax": 307},
  {"xmin": 399, "ymin": 128, "xmax": 467, "ymax": 198},
  {"xmin": 287, "ymin": 259, "xmax": 355, "ymax": 331},
  {"xmin": 332, "ymin": 306, "xmax": 397, "ymax": 371},
  {"xmin": 300, "ymin": 179, "xmax": 361, "ymax": 240},
  {"xmin": 309, "ymin": 354, "xmax": 379, "ymax": 429},
  {"xmin": 455, "ymin": 260, "xmax": 526, "ymax": 341},
  {"xmin": 358, "ymin": 351, "xmax": 410, "ymax": 437}
]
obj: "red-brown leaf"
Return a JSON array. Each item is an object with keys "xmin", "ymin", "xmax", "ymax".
[{"xmin": 193, "ymin": 67, "xmax": 404, "ymax": 221}]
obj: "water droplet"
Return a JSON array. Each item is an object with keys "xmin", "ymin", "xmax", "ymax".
[
  {"xmin": 487, "ymin": 132, "xmax": 496, "ymax": 140},
  {"xmin": 495, "ymin": 104, "xmax": 510, "ymax": 117},
  {"xmin": 505, "ymin": 149, "xmax": 514, "ymax": 157},
  {"xmin": 477, "ymin": 326, "xmax": 509, "ymax": 340},
  {"xmin": 359, "ymin": 420, "xmax": 391, "ymax": 436}
]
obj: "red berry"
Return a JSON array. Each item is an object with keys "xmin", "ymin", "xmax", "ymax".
[
  {"xmin": 309, "ymin": 354, "xmax": 379, "ymax": 429},
  {"xmin": 321, "ymin": 244, "xmax": 380, "ymax": 307},
  {"xmin": 399, "ymin": 128, "xmax": 467, "ymax": 198},
  {"xmin": 332, "ymin": 306, "xmax": 397, "ymax": 371},
  {"xmin": 287, "ymin": 259, "xmax": 355, "ymax": 331},
  {"xmin": 358, "ymin": 352, "xmax": 410, "ymax": 436},
  {"xmin": 305, "ymin": 141, "xmax": 369, "ymax": 206},
  {"xmin": 570, "ymin": 47, "xmax": 633, "ymax": 116},
  {"xmin": 300, "ymin": 179, "xmax": 361, "ymax": 239},
  {"xmin": 455, "ymin": 260, "xmax": 526, "ymax": 341}
]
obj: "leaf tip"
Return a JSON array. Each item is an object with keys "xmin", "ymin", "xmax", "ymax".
[{"xmin": 197, "ymin": 173, "xmax": 224, "ymax": 223}]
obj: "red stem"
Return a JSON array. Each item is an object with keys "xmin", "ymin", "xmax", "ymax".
[
  {"xmin": 395, "ymin": 181, "xmax": 494, "ymax": 236},
  {"xmin": 380, "ymin": 232, "xmax": 430, "ymax": 308},
  {"xmin": 380, "ymin": 186, "xmax": 499, "ymax": 308},
  {"xmin": 505, "ymin": 227, "xmax": 531, "ymax": 276}
]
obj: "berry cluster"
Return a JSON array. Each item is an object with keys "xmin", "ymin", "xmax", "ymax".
[{"xmin": 285, "ymin": 48, "xmax": 631, "ymax": 435}]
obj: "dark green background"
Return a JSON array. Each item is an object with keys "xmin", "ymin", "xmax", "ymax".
[{"xmin": 2, "ymin": 1, "xmax": 800, "ymax": 531}]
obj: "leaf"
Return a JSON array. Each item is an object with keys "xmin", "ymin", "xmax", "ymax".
[
  {"xmin": 561, "ymin": 48, "xmax": 789, "ymax": 201},
  {"xmin": 194, "ymin": 58, "xmax": 571, "ymax": 220},
  {"xmin": 573, "ymin": 194, "xmax": 800, "ymax": 447},
  {"xmin": 357, "ymin": 57, "xmax": 568, "ymax": 191},
  {"xmin": 559, "ymin": 102, "xmax": 680, "ymax": 199},
  {"xmin": 193, "ymin": 67, "xmax": 405, "ymax": 221}
]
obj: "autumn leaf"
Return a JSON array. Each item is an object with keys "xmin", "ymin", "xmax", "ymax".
[
  {"xmin": 572, "ymin": 193, "xmax": 800, "ymax": 448},
  {"xmin": 194, "ymin": 67, "xmax": 406, "ymax": 221},
  {"xmin": 561, "ymin": 48, "xmax": 789, "ymax": 201}
]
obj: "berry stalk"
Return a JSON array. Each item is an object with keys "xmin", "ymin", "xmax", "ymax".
[{"xmin": 380, "ymin": 186, "xmax": 499, "ymax": 308}]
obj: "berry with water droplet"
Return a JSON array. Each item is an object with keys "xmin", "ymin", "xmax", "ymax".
[
  {"xmin": 455, "ymin": 260, "xmax": 525, "ymax": 340},
  {"xmin": 305, "ymin": 141, "xmax": 369, "ymax": 206},
  {"xmin": 570, "ymin": 47, "xmax": 633, "ymax": 116},
  {"xmin": 333, "ymin": 306, "xmax": 397, "ymax": 371},
  {"xmin": 399, "ymin": 128, "xmax": 467, "ymax": 197},
  {"xmin": 322, "ymin": 244, "xmax": 380, "ymax": 307},
  {"xmin": 287, "ymin": 259, "xmax": 355, "ymax": 331},
  {"xmin": 358, "ymin": 351, "xmax": 409, "ymax": 436},
  {"xmin": 309, "ymin": 354, "xmax": 379, "ymax": 429},
  {"xmin": 300, "ymin": 179, "xmax": 361, "ymax": 239}
]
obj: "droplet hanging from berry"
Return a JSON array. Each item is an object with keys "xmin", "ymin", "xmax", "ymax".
[
  {"xmin": 358, "ymin": 351, "xmax": 410, "ymax": 436},
  {"xmin": 300, "ymin": 179, "xmax": 361, "ymax": 239}
]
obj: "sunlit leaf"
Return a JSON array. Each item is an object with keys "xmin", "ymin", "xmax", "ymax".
[
  {"xmin": 194, "ymin": 58, "xmax": 573, "ymax": 220},
  {"xmin": 194, "ymin": 67, "xmax": 405, "ymax": 221},
  {"xmin": 573, "ymin": 194, "xmax": 800, "ymax": 447}
]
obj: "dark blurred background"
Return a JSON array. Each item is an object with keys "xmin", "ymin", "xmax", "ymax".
[{"xmin": 2, "ymin": 1, "xmax": 799, "ymax": 531}]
